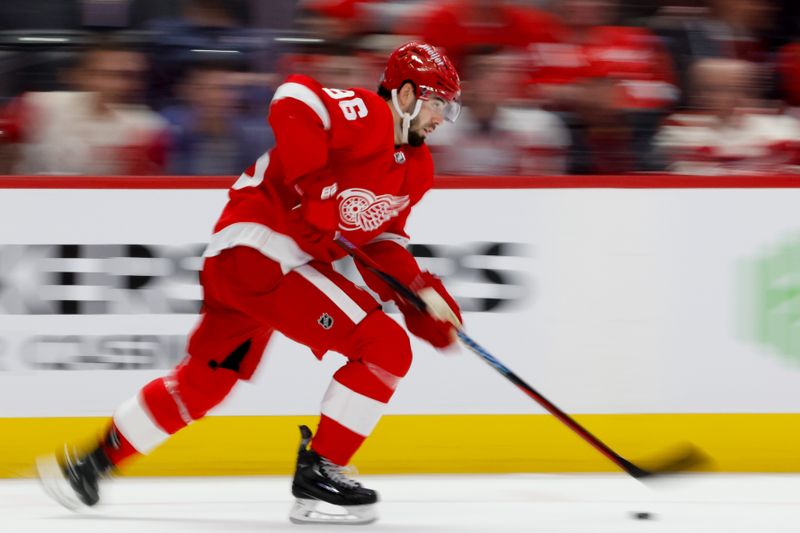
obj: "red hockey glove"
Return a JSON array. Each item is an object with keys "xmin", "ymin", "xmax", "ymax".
[
  {"xmin": 399, "ymin": 272, "xmax": 462, "ymax": 349},
  {"xmin": 302, "ymin": 197, "xmax": 339, "ymax": 234},
  {"xmin": 293, "ymin": 200, "xmax": 340, "ymax": 261},
  {"xmin": 292, "ymin": 178, "xmax": 341, "ymax": 261}
]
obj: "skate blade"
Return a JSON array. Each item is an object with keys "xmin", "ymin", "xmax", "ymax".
[
  {"xmin": 289, "ymin": 498, "xmax": 377, "ymax": 525},
  {"xmin": 35, "ymin": 454, "xmax": 83, "ymax": 512}
]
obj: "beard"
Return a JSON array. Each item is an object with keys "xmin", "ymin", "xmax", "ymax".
[
  {"xmin": 407, "ymin": 129, "xmax": 427, "ymax": 147},
  {"xmin": 407, "ymin": 116, "xmax": 431, "ymax": 147}
]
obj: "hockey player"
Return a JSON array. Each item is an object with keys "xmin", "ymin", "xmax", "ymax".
[{"xmin": 36, "ymin": 41, "xmax": 463, "ymax": 525}]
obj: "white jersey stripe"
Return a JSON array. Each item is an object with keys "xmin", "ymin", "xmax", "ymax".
[
  {"xmin": 320, "ymin": 379, "xmax": 387, "ymax": 437},
  {"xmin": 113, "ymin": 392, "xmax": 171, "ymax": 454},
  {"xmin": 272, "ymin": 82, "xmax": 331, "ymax": 130},
  {"xmin": 232, "ymin": 151, "xmax": 269, "ymax": 190},
  {"xmin": 295, "ymin": 264, "xmax": 367, "ymax": 324},
  {"xmin": 253, "ymin": 150, "xmax": 271, "ymax": 181},
  {"xmin": 203, "ymin": 222, "xmax": 312, "ymax": 274}
]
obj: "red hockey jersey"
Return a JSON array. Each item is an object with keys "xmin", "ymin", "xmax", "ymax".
[
  {"xmin": 527, "ymin": 26, "xmax": 677, "ymax": 110},
  {"xmin": 204, "ymin": 75, "xmax": 434, "ymax": 270}
]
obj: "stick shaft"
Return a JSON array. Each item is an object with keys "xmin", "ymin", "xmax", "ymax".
[{"xmin": 335, "ymin": 236, "xmax": 648, "ymax": 477}]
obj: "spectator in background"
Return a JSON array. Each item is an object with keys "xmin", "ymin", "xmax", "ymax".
[
  {"xmin": 654, "ymin": 57, "xmax": 800, "ymax": 175},
  {"xmin": 0, "ymin": 0, "xmax": 81, "ymax": 30},
  {"xmin": 402, "ymin": 0, "xmax": 560, "ymax": 71},
  {"xmin": 429, "ymin": 52, "xmax": 568, "ymax": 176},
  {"xmin": 778, "ymin": 41, "xmax": 800, "ymax": 108},
  {"xmin": 144, "ymin": 0, "xmax": 277, "ymax": 109},
  {"xmin": 527, "ymin": 0, "xmax": 678, "ymax": 173},
  {"xmin": 161, "ymin": 58, "xmax": 274, "ymax": 176},
  {"xmin": 703, "ymin": 0, "xmax": 777, "ymax": 62},
  {"xmin": 649, "ymin": 0, "xmax": 780, "ymax": 106},
  {"xmin": 277, "ymin": 0, "xmax": 379, "ymax": 89},
  {"xmin": 0, "ymin": 40, "xmax": 168, "ymax": 175},
  {"xmin": 651, "ymin": 0, "xmax": 777, "ymax": 61},
  {"xmin": 298, "ymin": 0, "xmax": 379, "ymax": 45},
  {"xmin": 303, "ymin": 53, "xmax": 375, "ymax": 90}
]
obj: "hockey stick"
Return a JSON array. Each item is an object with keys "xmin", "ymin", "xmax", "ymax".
[{"xmin": 336, "ymin": 236, "xmax": 706, "ymax": 479}]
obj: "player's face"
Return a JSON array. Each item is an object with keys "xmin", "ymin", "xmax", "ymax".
[
  {"xmin": 80, "ymin": 50, "xmax": 147, "ymax": 105},
  {"xmin": 407, "ymin": 96, "xmax": 447, "ymax": 147}
]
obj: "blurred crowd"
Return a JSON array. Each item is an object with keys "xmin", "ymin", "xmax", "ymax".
[{"xmin": 1, "ymin": 0, "xmax": 800, "ymax": 177}]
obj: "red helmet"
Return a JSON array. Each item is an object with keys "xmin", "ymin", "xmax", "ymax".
[{"xmin": 380, "ymin": 41, "xmax": 462, "ymax": 122}]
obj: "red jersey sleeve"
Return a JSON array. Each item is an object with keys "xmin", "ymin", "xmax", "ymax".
[
  {"xmin": 268, "ymin": 76, "xmax": 394, "ymax": 197},
  {"xmin": 268, "ymin": 75, "xmax": 334, "ymax": 193}
]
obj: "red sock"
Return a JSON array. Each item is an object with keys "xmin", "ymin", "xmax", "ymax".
[
  {"xmin": 311, "ymin": 414, "xmax": 367, "ymax": 466},
  {"xmin": 99, "ymin": 421, "xmax": 140, "ymax": 468}
]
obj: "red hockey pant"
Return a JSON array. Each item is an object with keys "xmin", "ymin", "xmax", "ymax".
[{"xmin": 108, "ymin": 246, "xmax": 412, "ymax": 466}]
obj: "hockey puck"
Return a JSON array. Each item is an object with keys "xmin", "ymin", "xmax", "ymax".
[{"xmin": 632, "ymin": 512, "xmax": 653, "ymax": 520}]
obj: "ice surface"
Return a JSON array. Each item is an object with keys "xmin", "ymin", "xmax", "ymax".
[{"xmin": 2, "ymin": 473, "xmax": 799, "ymax": 532}]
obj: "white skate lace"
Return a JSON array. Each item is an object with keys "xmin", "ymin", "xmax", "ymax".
[{"xmin": 320, "ymin": 458, "xmax": 362, "ymax": 489}]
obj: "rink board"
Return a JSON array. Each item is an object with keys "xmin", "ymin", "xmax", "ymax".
[
  {"xmin": 1, "ymin": 175, "xmax": 800, "ymax": 476},
  {"xmin": 2, "ymin": 413, "xmax": 799, "ymax": 477}
]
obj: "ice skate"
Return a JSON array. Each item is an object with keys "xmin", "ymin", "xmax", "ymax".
[
  {"xmin": 36, "ymin": 444, "xmax": 112, "ymax": 511},
  {"xmin": 289, "ymin": 425, "xmax": 378, "ymax": 525}
]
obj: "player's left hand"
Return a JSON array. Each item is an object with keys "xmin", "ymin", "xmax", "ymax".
[
  {"xmin": 291, "ymin": 196, "xmax": 341, "ymax": 261},
  {"xmin": 302, "ymin": 198, "xmax": 339, "ymax": 234}
]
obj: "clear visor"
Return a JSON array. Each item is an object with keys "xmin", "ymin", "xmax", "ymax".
[{"xmin": 420, "ymin": 90, "xmax": 461, "ymax": 122}]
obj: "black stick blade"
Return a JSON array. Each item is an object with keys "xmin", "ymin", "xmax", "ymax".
[{"xmin": 624, "ymin": 444, "xmax": 710, "ymax": 479}]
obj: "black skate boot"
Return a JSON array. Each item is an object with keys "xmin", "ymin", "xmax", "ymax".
[
  {"xmin": 36, "ymin": 444, "xmax": 113, "ymax": 510},
  {"xmin": 289, "ymin": 425, "xmax": 378, "ymax": 525}
]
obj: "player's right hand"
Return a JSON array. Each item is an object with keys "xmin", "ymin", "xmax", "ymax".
[{"xmin": 400, "ymin": 272, "xmax": 462, "ymax": 349}]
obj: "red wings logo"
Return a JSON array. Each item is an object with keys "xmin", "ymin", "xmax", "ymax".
[{"xmin": 337, "ymin": 188, "xmax": 410, "ymax": 232}]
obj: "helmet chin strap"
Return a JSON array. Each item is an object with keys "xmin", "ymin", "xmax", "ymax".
[{"xmin": 391, "ymin": 88, "xmax": 423, "ymax": 145}]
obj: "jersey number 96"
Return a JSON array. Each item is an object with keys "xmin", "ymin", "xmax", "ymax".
[{"xmin": 323, "ymin": 88, "xmax": 368, "ymax": 121}]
